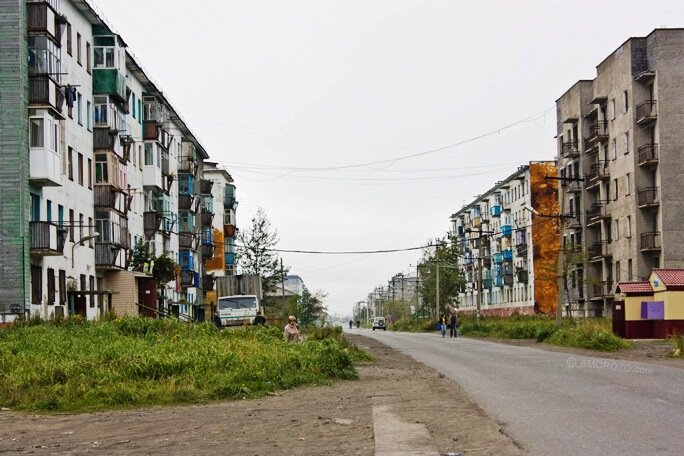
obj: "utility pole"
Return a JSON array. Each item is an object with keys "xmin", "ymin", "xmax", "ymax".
[
  {"xmin": 435, "ymin": 244, "xmax": 440, "ymax": 318},
  {"xmin": 477, "ymin": 230, "xmax": 483, "ymax": 326},
  {"xmin": 280, "ymin": 258, "xmax": 285, "ymax": 312}
]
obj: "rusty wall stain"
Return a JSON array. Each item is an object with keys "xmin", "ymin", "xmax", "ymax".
[
  {"xmin": 530, "ymin": 162, "xmax": 560, "ymax": 315},
  {"xmin": 206, "ymin": 227, "xmax": 225, "ymax": 273}
]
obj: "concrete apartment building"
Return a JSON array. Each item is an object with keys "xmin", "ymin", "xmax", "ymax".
[
  {"xmin": 556, "ymin": 29, "xmax": 684, "ymax": 317},
  {"xmin": 451, "ymin": 162, "xmax": 559, "ymax": 316},
  {"xmin": 0, "ymin": 0, "xmax": 225, "ymax": 321}
]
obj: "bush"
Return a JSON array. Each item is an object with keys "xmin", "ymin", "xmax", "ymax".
[
  {"xmin": 458, "ymin": 314, "xmax": 559, "ymax": 340},
  {"xmin": 0, "ymin": 317, "xmax": 367, "ymax": 412},
  {"xmin": 667, "ymin": 332, "xmax": 684, "ymax": 358},
  {"xmin": 546, "ymin": 319, "xmax": 632, "ymax": 351}
]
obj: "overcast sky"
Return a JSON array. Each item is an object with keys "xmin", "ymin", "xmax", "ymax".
[{"xmin": 97, "ymin": 0, "xmax": 683, "ymax": 319}]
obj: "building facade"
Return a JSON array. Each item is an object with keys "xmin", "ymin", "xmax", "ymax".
[
  {"xmin": 451, "ymin": 162, "xmax": 559, "ymax": 316},
  {"xmin": 0, "ymin": 0, "xmax": 225, "ymax": 322},
  {"xmin": 556, "ymin": 29, "xmax": 684, "ymax": 317}
]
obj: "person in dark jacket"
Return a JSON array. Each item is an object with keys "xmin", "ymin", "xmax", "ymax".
[
  {"xmin": 212, "ymin": 309, "xmax": 222, "ymax": 329},
  {"xmin": 450, "ymin": 312, "xmax": 458, "ymax": 338}
]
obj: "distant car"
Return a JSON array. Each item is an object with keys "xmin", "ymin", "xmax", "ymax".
[{"xmin": 372, "ymin": 317, "xmax": 386, "ymax": 331}]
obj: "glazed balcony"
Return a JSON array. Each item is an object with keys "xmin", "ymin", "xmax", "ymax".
[
  {"xmin": 224, "ymin": 223, "xmax": 236, "ymax": 238},
  {"xmin": 501, "ymin": 225, "xmax": 513, "ymax": 237},
  {"xmin": 225, "ymin": 252, "xmax": 237, "ymax": 266},
  {"xmin": 637, "ymin": 187, "xmax": 659, "ymax": 208},
  {"xmin": 637, "ymin": 144, "xmax": 658, "ymax": 167},
  {"xmin": 640, "ymin": 232, "xmax": 661, "ymax": 251},
  {"xmin": 30, "ymin": 222, "xmax": 67, "ymax": 256},
  {"xmin": 93, "ymin": 68, "xmax": 126, "ymax": 103},
  {"xmin": 180, "ymin": 270, "xmax": 196, "ymax": 288},
  {"xmin": 179, "ymin": 251, "xmax": 195, "ymax": 272},
  {"xmin": 143, "ymin": 211, "xmax": 162, "ymax": 234},
  {"xmin": 503, "ymin": 248, "xmax": 513, "ymax": 261},
  {"xmin": 490, "ymin": 205, "xmax": 502, "ymax": 217},
  {"xmin": 29, "ymin": 76, "xmax": 64, "ymax": 114},
  {"xmin": 636, "ymin": 100, "xmax": 657, "ymax": 126},
  {"xmin": 29, "ymin": 140, "xmax": 61, "ymax": 187},
  {"xmin": 561, "ymin": 140, "xmax": 580, "ymax": 159}
]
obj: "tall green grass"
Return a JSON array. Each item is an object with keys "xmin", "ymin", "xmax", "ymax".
[
  {"xmin": 0, "ymin": 317, "xmax": 362, "ymax": 413},
  {"xmin": 458, "ymin": 314, "xmax": 559, "ymax": 341},
  {"xmin": 546, "ymin": 319, "xmax": 632, "ymax": 351}
]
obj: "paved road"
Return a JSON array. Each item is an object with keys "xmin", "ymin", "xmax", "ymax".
[{"xmin": 348, "ymin": 329, "xmax": 684, "ymax": 456}]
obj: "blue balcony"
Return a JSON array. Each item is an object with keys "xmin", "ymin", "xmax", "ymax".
[
  {"xmin": 503, "ymin": 248, "xmax": 513, "ymax": 261},
  {"xmin": 178, "ymin": 251, "xmax": 195, "ymax": 271},
  {"xmin": 225, "ymin": 252, "xmax": 237, "ymax": 265},
  {"xmin": 492, "ymin": 252, "xmax": 504, "ymax": 264},
  {"xmin": 490, "ymin": 205, "xmax": 501, "ymax": 217},
  {"xmin": 482, "ymin": 278, "xmax": 493, "ymax": 289},
  {"xmin": 501, "ymin": 224, "xmax": 513, "ymax": 236},
  {"xmin": 178, "ymin": 174, "xmax": 195, "ymax": 196},
  {"xmin": 494, "ymin": 276, "xmax": 504, "ymax": 287}
]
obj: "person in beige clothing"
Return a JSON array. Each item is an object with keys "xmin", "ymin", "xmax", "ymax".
[{"xmin": 284, "ymin": 316, "xmax": 302, "ymax": 342}]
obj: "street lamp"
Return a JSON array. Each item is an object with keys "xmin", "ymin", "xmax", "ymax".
[{"xmin": 71, "ymin": 232, "xmax": 100, "ymax": 268}]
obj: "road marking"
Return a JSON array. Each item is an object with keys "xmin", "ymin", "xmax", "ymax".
[{"xmin": 372, "ymin": 402, "xmax": 439, "ymax": 456}]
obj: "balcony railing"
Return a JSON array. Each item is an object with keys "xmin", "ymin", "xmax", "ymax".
[
  {"xmin": 637, "ymin": 187, "xmax": 659, "ymax": 207},
  {"xmin": 588, "ymin": 241, "xmax": 610, "ymax": 260},
  {"xmin": 30, "ymin": 222, "xmax": 67, "ymax": 256},
  {"xmin": 516, "ymin": 268, "xmax": 529, "ymax": 284},
  {"xmin": 94, "ymin": 185, "xmax": 116, "ymax": 209},
  {"xmin": 179, "ymin": 232, "xmax": 194, "ymax": 250},
  {"xmin": 637, "ymin": 144, "xmax": 658, "ymax": 167},
  {"xmin": 636, "ymin": 100, "xmax": 657, "ymax": 125},
  {"xmin": 586, "ymin": 201, "xmax": 610, "ymax": 222},
  {"xmin": 200, "ymin": 179, "xmax": 214, "ymax": 195},
  {"xmin": 586, "ymin": 121, "xmax": 608, "ymax": 143},
  {"xmin": 29, "ymin": 76, "xmax": 64, "ymax": 113},
  {"xmin": 640, "ymin": 232, "xmax": 661, "ymax": 251},
  {"xmin": 561, "ymin": 140, "xmax": 580, "ymax": 158},
  {"xmin": 143, "ymin": 211, "xmax": 162, "ymax": 233},
  {"xmin": 591, "ymin": 281, "xmax": 614, "ymax": 299},
  {"xmin": 586, "ymin": 161, "xmax": 610, "ymax": 183},
  {"xmin": 567, "ymin": 179, "xmax": 583, "ymax": 194},
  {"xmin": 180, "ymin": 270, "xmax": 195, "ymax": 288},
  {"xmin": 95, "ymin": 243, "xmax": 123, "ymax": 269}
]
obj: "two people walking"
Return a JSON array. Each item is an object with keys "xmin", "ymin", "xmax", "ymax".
[{"xmin": 438, "ymin": 308, "xmax": 459, "ymax": 338}]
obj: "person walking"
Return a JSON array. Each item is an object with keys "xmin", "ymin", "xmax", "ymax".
[
  {"xmin": 284, "ymin": 315, "xmax": 302, "ymax": 342},
  {"xmin": 439, "ymin": 314, "xmax": 447, "ymax": 338},
  {"xmin": 450, "ymin": 312, "xmax": 458, "ymax": 338}
]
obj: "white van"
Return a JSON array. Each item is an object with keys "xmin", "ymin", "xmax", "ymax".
[{"xmin": 217, "ymin": 295, "xmax": 266, "ymax": 326}]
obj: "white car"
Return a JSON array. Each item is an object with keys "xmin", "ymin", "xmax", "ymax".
[{"xmin": 372, "ymin": 317, "xmax": 386, "ymax": 331}]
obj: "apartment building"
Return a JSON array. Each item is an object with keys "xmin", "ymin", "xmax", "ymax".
[
  {"xmin": 203, "ymin": 162, "xmax": 238, "ymax": 307},
  {"xmin": 0, "ymin": 0, "xmax": 218, "ymax": 321},
  {"xmin": 556, "ymin": 29, "xmax": 684, "ymax": 317},
  {"xmin": 450, "ymin": 162, "xmax": 559, "ymax": 316}
]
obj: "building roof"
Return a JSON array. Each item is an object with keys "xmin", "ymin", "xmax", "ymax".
[
  {"xmin": 616, "ymin": 281, "xmax": 653, "ymax": 295},
  {"xmin": 653, "ymin": 269, "xmax": 684, "ymax": 288}
]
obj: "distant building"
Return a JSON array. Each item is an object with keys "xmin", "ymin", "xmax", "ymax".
[
  {"xmin": 451, "ymin": 162, "xmax": 560, "ymax": 316},
  {"xmin": 556, "ymin": 29, "xmax": 684, "ymax": 317}
]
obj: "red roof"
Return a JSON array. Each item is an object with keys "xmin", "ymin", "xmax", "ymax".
[
  {"xmin": 653, "ymin": 269, "xmax": 684, "ymax": 287},
  {"xmin": 616, "ymin": 281, "xmax": 652, "ymax": 294}
]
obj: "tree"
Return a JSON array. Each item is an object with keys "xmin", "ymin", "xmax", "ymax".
[
  {"xmin": 299, "ymin": 288, "xmax": 328, "ymax": 326},
  {"xmin": 237, "ymin": 207, "xmax": 289, "ymax": 299},
  {"xmin": 417, "ymin": 239, "xmax": 466, "ymax": 317}
]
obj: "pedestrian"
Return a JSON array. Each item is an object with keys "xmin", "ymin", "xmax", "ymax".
[
  {"xmin": 439, "ymin": 314, "xmax": 447, "ymax": 338},
  {"xmin": 212, "ymin": 308, "xmax": 222, "ymax": 329},
  {"xmin": 356, "ymin": 320, "xmax": 360, "ymax": 328},
  {"xmin": 349, "ymin": 320, "xmax": 353, "ymax": 329},
  {"xmin": 284, "ymin": 315, "xmax": 302, "ymax": 342},
  {"xmin": 450, "ymin": 312, "xmax": 458, "ymax": 338}
]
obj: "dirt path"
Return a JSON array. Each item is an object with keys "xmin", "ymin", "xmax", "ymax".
[{"xmin": 0, "ymin": 334, "xmax": 523, "ymax": 456}]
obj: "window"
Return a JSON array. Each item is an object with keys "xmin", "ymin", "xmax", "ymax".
[
  {"xmin": 613, "ymin": 178, "xmax": 618, "ymax": 200},
  {"xmin": 31, "ymin": 265, "xmax": 42, "ymax": 304},
  {"xmin": 58, "ymin": 205, "xmax": 64, "ymax": 226},
  {"xmin": 29, "ymin": 118, "xmax": 44, "ymax": 147},
  {"xmin": 78, "ymin": 152, "xmax": 84, "ymax": 185},
  {"xmin": 628, "ymin": 259, "xmax": 633, "ymax": 281},
  {"xmin": 616, "ymin": 261, "xmax": 621, "ymax": 283},
  {"xmin": 95, "ymin": 153, "xmax": 108, "ymax": 183},
  {"xmin": 138, "ymin": 145, "xmax": 143, "ymax": 170},
  {"xmin": 145, "ymin": 143, "xmax": 154, "ymax": 165},
  {"xmin": 30, "ymin": 193, "xmax": 40, "ymax": 221},
  {"xmin": 79, "ymin": 213, "xmax": 84, "ymax": 244},
  {"xmin": 68, "ymin": 147, "xmax": 74, "ymax": 180},
  {"xmin": 47, "ymin": 268, "xmax": 55, "ymax": 305},
  {"xmin": 610, "ymin": 99, "xmax": 616, "ymax": 120},
  {"xmin": 614, "ymin": 219, "xmax": 620, "ymax": 241},
  {"xmin": 86, "ymin": 101, "xmax": 91, "ymax": 130},
  {"xmin": 46, "ymin": 200, "xmax": 52, "ymax": 222},
  {"xmin": 86, "ymin": 42, "xmax": 91, "ymax": 73},
  {"xmin": 93, "ymin": 36, "xmax": 117, "ymax": 69},
  {"xmin": 132, "ymin": 93, "xmax": 136, "ymax": 119},
  {"xmin": 611, "ymin": 139, "xmax": 617, "ymax": 160},
  {"xmin": 77, "ymin": 33, "xmax": 82, "ymax": 65},
  {"xmin": 66, "ymin": 23, "xmax": 72, "ymax": 56},
  {"xmin": 88, "ymin": 158, "xmax": 92, "ymax": 188},
  {"xmin": 28, "ymin": 36, "xmax": 61, "ymax": 79},
  {"xmin": 89, "ymin": 276, "xmax": 95, "ymax": 308},
  {"xmin": 138, "ymin": 100, "xmax": 142, "ymax": 124},
  {"xmin": 88, "ymin": 217, "xmax": 94, "ymax": 247},
  {"xmin": 626, "ymin": 215, "xmax": 632, "ymax": 239},
  {"xmin": 69, "ymin": 209, "xmax": 74, "ymax": 242},
  {"xmin": 625, "ymin": 173, "xmax": 631, "ymax": 196},
  {"xmin": 623, "ymin": 132, "xmax": 630, "ymax": 154},
  {"xmin": 623, "ymin": 90, "xmax": 629, "ymax": 113},
  {"xmin": 77, "ymin": 92, "xmax": 82, "ymax": 125}
]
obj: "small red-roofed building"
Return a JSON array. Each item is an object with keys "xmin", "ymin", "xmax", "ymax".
[{"xmin": 614, "ymin": 269, "xmax": 684, "ymax": 338}]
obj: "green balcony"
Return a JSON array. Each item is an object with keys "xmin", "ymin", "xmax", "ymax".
[{"xmin": 93, "ymin": 69, "xmax": 126, "ymax": 103}]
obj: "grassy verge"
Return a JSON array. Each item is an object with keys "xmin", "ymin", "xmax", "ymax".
[
  {"xmin": 0, "ymin": 317, "xmax": 365, "ymax": 413},
  {"xmin": 390, "ymin": 314, "xmax": 631, "ymax": 351}
]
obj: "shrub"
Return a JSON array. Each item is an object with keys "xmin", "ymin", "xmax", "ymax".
[{"xmin": 546, "ymin": 319, "xmax": 632, "ymax": 351}]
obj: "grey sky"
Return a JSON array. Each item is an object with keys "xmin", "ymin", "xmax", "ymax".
[{"xmin": 97, "ymin": 0, "xmax": 684, "ymax": 318}]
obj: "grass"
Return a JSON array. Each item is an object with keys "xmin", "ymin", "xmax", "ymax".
[
  {"xmin": 0, "ymin": 316, "xmax": 367, "ymax": 413},
  {"xmin": 667, "ymin": 333, "xmax": 684, "ymax": 358},
  {"xmin": 390, "ymin": 314, "xmax": 631, "ymax": 351}
]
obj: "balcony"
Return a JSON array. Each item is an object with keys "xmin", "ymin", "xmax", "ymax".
[
  {"xmin": 516, "ymin": 242, "xmax": 528, "ymax": 257},
  {"xmin": 586, "ymin": 201, "xmax": 610, "ymax": 224},
  {"xmin": 179, "ymin": 251, "xmax": 195, "ymax": 272},
  {"xmin": 27, "ymin": 1, "xmax": 61, "ymax": 42},
  {"xmin": 637, "ymin": 144, "xmax": 658, "ymax": 167},
  {"xmin": 143, "ymin": 164, "xmax": 163, "ymax": 189},
  {"xmin": 583, "ymin": 138, "xmax": 598, "ymax": 155},
  {"xmin": 586, "ymin": 121, "xmax": 608, "ymax": 143},
  {"xmin": 95, "ymin": 243, "xmax": 124, "ymax": 269},
  {"xmin": 567, "ymin": 179, "xmax": 583, "ymax": 194},
  {"xmin": 561, "ymin": 140, "xmax": 580, "ymax": 159},
  {"xmin": 180, "ymin": 270, "xmax": 196, "ymax": 288},
  {"xmin": 143, "ymin": 211, "xmax": 162, "ymax": 234},
  {"xmin": 178, "ymin": 195, "xmax": 198, "ymax": 212},
  {"xmin": 493, "ymin": 276, "xmax": 504, "ymax": 287},
  {"xmin": 503, "ymin": 248, "xmax": 513, "ymax": 261},
  {"xmin": 29, "ymin": 76, "xmax": 64, "ymax": 114},
  {"xmin": 636, "ymin": 100, "xmax": 657, "ymax": 126},
  {"xmin": 586, "ymin": 161, "xmax": 610, "ymax": 183},
  {"xmin": 501, "ymin": 225, "xmax": 513, "ymax": 237},
  {"xmin": 588, "ymin": 241, "xmax": 610, "ymax": 261},
  {"xmin": 503, "ymin": 274, "xmax": 514, "ymax": 286},
  {"xmin": 566, "ymin": 213, "xmax": 583, "ymax": 230},
  {"xmin": 203, "ymin": 275, "xmax": 215, "ymax": 291},
  {"xmin": 482, "ymin": 278, "xmax": 492, "ymax": 289},
  {"xmin": 591, "ymin": 281, "xmax": 614, "ymax": 299},
  {"xmin": 637, "ymin": 187, "xmax": 659, "ymax": 208},
  {"xmin": 30, "ymin": 144, "xmax": 61, "ymax": 187},
  {"xmin": 30, "ymin": 222, "xmax": 67, "ymax": 256},
  {"xmin": 93, "ymin": 68, "xmax": 126, "ymax": 103},
  {"xmin": 94, "ymin": 185, "xmax": 118, "ymax": 210},
  {"xmin": 179, "ymin": 232, "xmax": 194, "ymax": 250},
  {"xmin": 516, "ymin": 268, "xmax": 529, "ymax": 284},
  {"xmin": 200, "ymin": 179, "xmax": 214, "ymax": 195},
  {"xmin": 492, "ymin": 252, "xmax": 504, "ymax": 264},
  {"xmin": 202, "ymin": 244, "xmax": 215, "ymax": 259},
  {"xmin": 225, "ymin": 252, "xmax": 237, "ymax": 265},
  {"xmin": 224, "ymin": 224, "xmax": 236, "ymax": 238},
  {"xmin": 640, "ymin": 232, "xmax": 661, "ymax": 251}
]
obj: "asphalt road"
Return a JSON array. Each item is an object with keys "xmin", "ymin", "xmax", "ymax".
[{"xmin": 349, "ymin": 328, "xmax": 684, "ymax": 456}]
